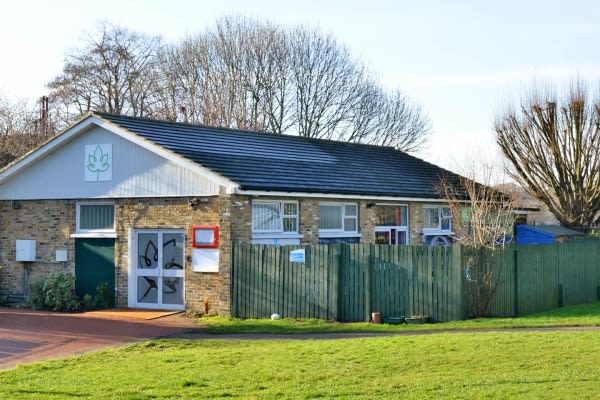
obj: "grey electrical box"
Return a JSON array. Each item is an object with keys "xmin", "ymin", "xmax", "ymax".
[
  {"xmin": 55, "ymin": 249, "xmax": 68, "ymax": 262},
  {"xmin": 16, "ymin": 240, "xmax": 36, "ymax": 262}
]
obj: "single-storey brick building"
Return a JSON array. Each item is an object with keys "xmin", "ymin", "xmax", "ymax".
[{"xmin": 0, "ymin": 113, "xmax": 464, "ymax": 314}]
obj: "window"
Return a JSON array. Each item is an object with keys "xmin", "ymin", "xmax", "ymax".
[
  {"xmin": 77, "ymin": 202, "xmax": 115, "ymax": 233},
  {"xmin": 375, "ymin": 204, "xmax": 409, "ymax": 245},
  {"xmin": 319, "ymin": 203, "xmax": 358, "ymax": 234},
  {"xmin": 376, "ymin": 205, "xmax": 408, "ymax": 227},
  {"xmin": 423, "ymin": 206, "xmax": 452, "ymax": 232},
  {"xmin": 252, "ymin": 201, "xmax": 298, "ymax": 233}
]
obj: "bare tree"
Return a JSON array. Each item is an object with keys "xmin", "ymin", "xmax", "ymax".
[
  {"xmin": 342, "ymin": 85, "xmax": 430, "ymax": 152},
  {"xmin": 0, "ymin": 94, "xmax": 47, "ymax": 167},
  {"xmin": 49, "ymin": 17, "xmax": 430, "ymax": 152},
  {"xmin": 156, "ymin": 16, "xmax": 291, "ymax": 133},
  {"xmin": 156, "ymin": 17, "xmax": 430, "ymax": 151},
  {"xmin": 439, "ymin": 163, "xmax": 516, "ymax": 317},
  {"xmin": 48, "ymin": 22, "xmax": 161, "ymax": 128},
  {"xmin": 496, "ymin": 81, "xmax": 600, "ymax": 229},
  {"xmin": 155, "ymin": 37, "xmax": 210, "ymax": 123},
  {"xmin": 289, "ymin": 28, "xmax": 363, "ymax": 139}
]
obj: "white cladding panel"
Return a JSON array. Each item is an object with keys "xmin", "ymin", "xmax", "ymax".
[{"xmin": 0, "ymin": 126, "xmax": 221, "ymax": 199}]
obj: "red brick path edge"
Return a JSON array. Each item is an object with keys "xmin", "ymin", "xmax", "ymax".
[{"xmin": 0, "ymin": 308, "xmax": 197, "ymax": 370}]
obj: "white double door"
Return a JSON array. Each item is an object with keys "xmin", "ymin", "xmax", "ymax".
[{"xmin": 130, "ymin": 230, "xmax": 185, "ymax": 310}]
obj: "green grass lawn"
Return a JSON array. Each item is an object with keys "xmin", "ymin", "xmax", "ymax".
[
  {"xmin": 196, "ymin": 301, "xmax": 600, "ymax": 334},
  {"xmin": 2, "ymin": 302, "xmax": 600, "ymax": 398},
  {"xmin": 2, "ymin": 331, "xmax": 600, "ymax": 399}
]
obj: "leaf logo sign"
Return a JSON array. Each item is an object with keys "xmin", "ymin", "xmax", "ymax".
[{"xmin": 84, "ymin": 144, "xmax": 112, "ymax": 182}]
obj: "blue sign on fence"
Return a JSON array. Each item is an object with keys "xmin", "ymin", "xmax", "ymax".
[{"xmin": 290, "ymin": 249, "xmax": 305, "ymax": 263}]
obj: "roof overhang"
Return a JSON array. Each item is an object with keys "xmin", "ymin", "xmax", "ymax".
[{"xmin": 0, "ymin": 114, "xmax": 239, "ymax": 193}]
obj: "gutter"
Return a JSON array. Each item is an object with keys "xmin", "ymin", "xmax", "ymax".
[{"xmin": 234, "ymin": 189, "xmax": 466, "ymax": 203}]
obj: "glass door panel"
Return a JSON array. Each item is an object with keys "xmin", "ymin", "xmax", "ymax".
[
  {"xmin": 135, "ymin": 231, "xmax": 185, "ymax": 309},
  {"xmin": 137, "ymin": 276, "xmax": 158, "ymax": 304},
  {"xmin": 162, "ymin": 232, "xmax": 184, "ymax": 306},
  {"xmin": 163, "ymin": 233, "xmax": 184, "ymax": 271},
  {"xmin": 162, "ymin": 277, "xmax": 184, "ymax": 305},
  {"xmin": 138, "ymin": 233, "xmax": 159, "ymax": 270}
]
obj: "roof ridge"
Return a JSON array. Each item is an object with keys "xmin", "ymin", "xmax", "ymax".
[{"xmin": 93, "ymin": 111, "xmax": 403, "ymax": 152}]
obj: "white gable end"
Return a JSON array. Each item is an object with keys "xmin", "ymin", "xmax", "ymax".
[{"xmin": 0, "ymin": 124, "xmax": 226, "ymax": 200}]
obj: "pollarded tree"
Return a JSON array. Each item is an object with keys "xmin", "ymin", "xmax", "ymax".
[{"xmin": 495, "ymin": 81, "xmax": 600, "ymax": 229}]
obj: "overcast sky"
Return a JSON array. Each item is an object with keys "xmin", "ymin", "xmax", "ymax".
[{"xmin": 2, "ymin": 0, "xmax": 599, "ymax": 173}]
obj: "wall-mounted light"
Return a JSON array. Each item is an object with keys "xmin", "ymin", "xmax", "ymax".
[
  {"xmin": 11, "ymin": 200, "xmax": 21, "ymax": 210},
  {"xmin": 189, "ymin": 198, "xmax": 211, "ymax": 208},
  {"xmin": 366, "ymin": 202, "xmax": 376, "ymax": 209}
]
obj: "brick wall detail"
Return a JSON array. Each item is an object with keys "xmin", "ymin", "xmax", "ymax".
[
  {"xmin": 0, "ymin": 195, "xmax": 447, "ymax": 315},
  {"xmin": 0, "ymin": 196, "xmax": 231, "ymax": 315}
]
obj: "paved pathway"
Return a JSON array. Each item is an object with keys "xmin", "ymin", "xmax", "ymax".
[
  {"xmin": 3, "ymin": 307, "xmax": 600, "ymax": 370},
  {"xmin": 0, "ymin": 308, "xmax": 197, "ymax": 370}
]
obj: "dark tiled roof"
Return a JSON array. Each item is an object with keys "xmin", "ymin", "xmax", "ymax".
[{"xmin": 96, "ymin": 112, "xmax": 463, "ymax": 198}]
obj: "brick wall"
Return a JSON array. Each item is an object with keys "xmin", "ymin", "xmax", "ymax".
[
  {"xmin": 0, "ymin": 195, "xmax": 448, "ymax": 314},
  {"xmin": 115, "ymin": 196, "xmax": 231, "ymax": 315},
  {"xmin": 227, "ymin": 195, "xmax": 435, "ymax": 245},
  {"xmin": 0, "ymin": 196, "xmax": 232, "ymax": 315},
  {"xmin": 0, "ymin": 200, "xmax": 76, "ymax": 296}
]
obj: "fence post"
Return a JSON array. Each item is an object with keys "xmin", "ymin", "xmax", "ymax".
[
  {"xmin": 452, "ymin": 244, "xmax": 464, "ymax": 320},
  {"xmin": 513, "ymin": 245, "xmax": 519, "ymax": 317},
  {"xmin": 330, "ymin": 244, "xmax": 340, "ymax": 321},
  {"xmin": 231, "ymin": 241, "xmax": 237, "ymax": 317},
  {"xmin": 364, "ymin": 244, "xmax": 372, "ymax": 322}
]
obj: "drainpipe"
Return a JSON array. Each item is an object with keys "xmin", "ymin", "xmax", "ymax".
[{"xmin": 22, "ymin": 262, "xmax": 31, "ymax": 297}]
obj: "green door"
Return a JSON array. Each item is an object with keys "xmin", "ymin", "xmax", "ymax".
[{"xmin": 75, "ymin": 238, "xmax": 115, "ymax": 307}]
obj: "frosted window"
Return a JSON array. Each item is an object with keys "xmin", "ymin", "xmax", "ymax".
[
  {"xmin": 78, "ymin": 204, "xmax": 114, "ymax": 232},
  {"xmin": 320, "ymin": 205, "xmax": 343, "ymax": 230}
]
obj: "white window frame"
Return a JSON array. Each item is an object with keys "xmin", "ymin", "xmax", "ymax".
[
  {"xmin": 73, "ymin": 201, "xmax": 116, "ymax": 238},
  {"xmin": 319, "ymin": 202, "xmax": 361, "ymax": 238},
  {"xmin": 251, "ymin": 200, "xmax": 302, "ymax": 243},
  {"xmin": 375, "ymin": 226, "xmax": 410, "ymax": 245},
  {"xmin": 375, "ymin": 203, "xmax": 410, "ymax": 245},
  {"xmin": 422, "ymin": 205, "xmax": 453, "ymax": 235}
]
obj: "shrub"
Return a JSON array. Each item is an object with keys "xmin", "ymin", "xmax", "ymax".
[
  {"xmin": 43, "ymin": 271, "xmax": 80, "ymax": 312},
  {"xmin": 26, "ymin": 271, "xmax": 80, "ymax": 312},
  {"xmin": 26, "ymin": 279, "xmax": 46, "ymax": 310},
  {"xmin": 82, "ymin": 293, "xmax": 95, "ymax": 311},
  {"xmin": 95, "ymin": 281, "xmax": 113, "ymax": 309}
]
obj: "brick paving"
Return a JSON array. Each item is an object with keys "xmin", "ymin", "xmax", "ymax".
[{"xmin": 0, "ymin": 308, "xmax": 197, "ymax": 370}]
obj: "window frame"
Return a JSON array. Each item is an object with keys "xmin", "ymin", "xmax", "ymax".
[
  {"xmin": 76, "ymin": 201, "xmax": 116, "ymax": 234},
  {"xmin": 251, "ymin": 200, "xmax": 299, "ymax": 234},
  {"xmin": 375, "ymin": 203, "xmax": 410, "ymax": 245},
  {"xmin": 422, "ymin": 205, "xmax": 453, "ymax": 235},
  {"xmin": 318, "ymin": 202, "xmax": 361, "ymax": 238}
]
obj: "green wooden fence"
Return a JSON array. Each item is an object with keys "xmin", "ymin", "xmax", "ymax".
[
  {"xmin": 231, "ymin": 242, "xmax": 465, "ymax": 322},
  {"xmin": 485, "ymin": 241, "xmax": 600, "ymax": 317},
  {"xmin": 231, "ymin": 240, "xmax": 600, "ymax": 322}
]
